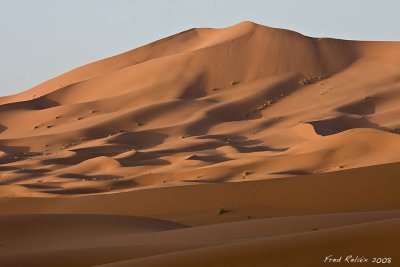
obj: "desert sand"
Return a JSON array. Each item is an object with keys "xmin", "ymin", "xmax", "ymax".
[{"xmin": 0, "ymin": 21, "xmax": 399, "ymax": 266}]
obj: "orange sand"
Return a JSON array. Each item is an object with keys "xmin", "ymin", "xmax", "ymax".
[{"xmin": 0, "ymin": 22, "xmax": 399, "ymax": 266}]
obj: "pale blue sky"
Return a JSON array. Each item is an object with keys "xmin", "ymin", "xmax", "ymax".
[{"xmin": 1, "ymin": 0, "xmax": 399, "ymax": 96}]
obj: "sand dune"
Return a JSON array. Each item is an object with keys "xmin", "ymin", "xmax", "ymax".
[
  {"xmin": 0, "ymin": 21, "xmax": 400, "ymax": 266},
  {"xmin": 1, "ymin": 163, "xmax": 400, "ymax": 266}
]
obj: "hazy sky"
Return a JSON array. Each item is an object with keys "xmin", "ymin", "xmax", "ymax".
[{"xmin": 1, "ymin": 0, "xmax": 399, "ymax": 96}]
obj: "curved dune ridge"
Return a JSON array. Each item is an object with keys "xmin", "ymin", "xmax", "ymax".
[{"xmin": 0, "ymin": 21, "xmax": 400, "ymax": 266}]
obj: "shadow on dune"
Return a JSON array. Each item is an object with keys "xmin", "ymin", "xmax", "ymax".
[
  {"xmin": 41, "ymin": 153, "xmax": 95, "ymax": 166},
  {"xmin": 15, "ymin": 168, "xmax": 51, "ymax": 174},
  {"xmin": 308, "ymin": 116, "xmax": 391, "ymax": 136},
  {"xmin": 118, "ymin": 158, "xmax": 171, "ymax": 167},
  {"xmin": 0, "ymin": 144, "xmax": 43, "ymax": 164},
  {"xmin": 0, "ymin": 95, "xmax": 59, "ymax": 111},
  {"xmin": 0, "ymin": 124, "xmax": 7, "ymax": 135},
  {"xmin": 186, "ymin": 154, "xmax": 231, "ymax": 163},
  {"xmin": 184, "ymin": 77, "xmax": 297, "ymax": 136},
  {"xmin": 178, "ymin": 72, "xmax": 208, "ymax": 99},
  {"xmin": 234, "ymin": 145, "xmax": 287, "ymax": 153},
  {"xmin": 111, "ymin": 131, "xmax": 169, "ymax": 150},
  {"xmin": 43, "ymin": 187, "xmax": 108, "ymax": 195},
  {"xmin": 70, "ymin": 145, "xmax": 132, "ymax": 158},
  {"xmin": 0, "ymin": 166, "xmax": 19, "ymax": 171},
  {"xmin": 21, "ymin": 183, "xmax": 63, "ymax": 190},
  {"xmin": 337, "ymin": 99, "xmax": 376, "ymax": 115},
  {"xmin": 270, "ymin": 169, "xmax": 314, "ymax": 176},
  {"xmin": 110, "ymin": 179, "xmax": 139, "ymax": 189},
  {"xmin": 197, "ymin": 134, "xmax": 288, "ymax": 153},
  {"xmin": 0, "ymin": 144, "xmax": 37, "ymax": 154},
  {"xmin": 58, "ymin": 173, "xmax": 122, "ymax": 181}
]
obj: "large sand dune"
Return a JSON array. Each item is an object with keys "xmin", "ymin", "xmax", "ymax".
[{"xmin": 1, "ymin": 21, "xmax": 400, "ymax": 266}]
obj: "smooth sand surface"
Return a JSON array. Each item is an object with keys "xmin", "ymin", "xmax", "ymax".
[{"xmin": 0, "ymin": 21, "xmax": 400, "ymax": 266}]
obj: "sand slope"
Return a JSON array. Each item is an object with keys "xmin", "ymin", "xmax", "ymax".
[
  {"xmin": 1, "ymin": 163, "xmax": 400, "ymax": 266},
  {"xmin": 0, "ymin": 21, "xmax": 400, "ymax": 266}
]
